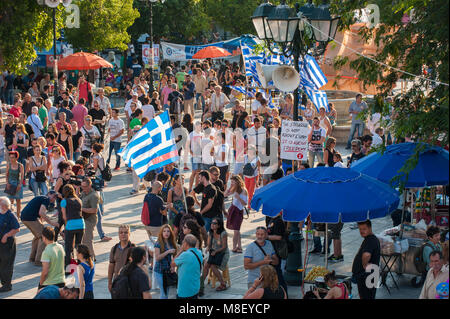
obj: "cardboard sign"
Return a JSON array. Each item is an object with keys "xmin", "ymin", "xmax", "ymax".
[{"xmin": 280, "ymin": 120, "xmax": 310, "ymax": 161}]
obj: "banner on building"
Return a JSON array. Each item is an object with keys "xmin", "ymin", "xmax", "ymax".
[{"xmin": 161, "ymin": 36, "xmax": 257, "ymax": 61}]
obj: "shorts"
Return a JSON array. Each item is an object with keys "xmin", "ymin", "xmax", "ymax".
[
  {"xmin": 329, "ymin": 222, "xmax": 343, "ymax": 240},
  {"xmin": 202, "ymin": 163, "xmax": 214, "ymax": 171},
  {"xmin": 233, "ymin": 162, "xmax": 244, "ymax": 175},
  {"xmin": 191, "ymin": 157, "xmax": 202, "ymax": 171}
]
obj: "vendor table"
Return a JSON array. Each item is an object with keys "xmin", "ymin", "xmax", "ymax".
[{"xmin": 380, "ymin": 253, "xmax": 401, "ymax": 294}]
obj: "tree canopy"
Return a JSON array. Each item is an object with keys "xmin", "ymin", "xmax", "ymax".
[
  {"xmin": 64, "ymin": 0, "xmax": 140, "ymax": 52},
  {"xmin": 330, "ymin": 0, "xmax": 448, "ymax": 147}
]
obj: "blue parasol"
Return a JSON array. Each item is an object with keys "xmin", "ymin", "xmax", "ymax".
[
  {"xmin": 251, "ymin": 167, "xmax": 400, "ymax": 223},
  {"xmin": 350, "ymin": 142, "xmax": 449, "ymax": 188}
]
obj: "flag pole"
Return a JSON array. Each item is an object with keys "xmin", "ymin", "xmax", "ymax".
[{"xmin": 169, "ymin": 109, "xmax": 189, "ymax": 216}]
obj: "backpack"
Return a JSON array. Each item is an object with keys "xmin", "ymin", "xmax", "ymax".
[
  {"xmin": 110, "ymin": 268, "xmax": 133, "ymax": 299},
  {"xmin": 141, "ymin": 201, "xmax": 150, "ymax": 226},
  {"xmin": 413, "ymin": 242, "xmax": 435, "ymax": 274},
  {"xmin": 243, "ymin": 163, "xmax": 256, "ymax": 177},
  {"xmin": 101, "ymin": 161, "xmax": 112, "ymax": 181},
  {"xmin": 169, "ymin": 94, "xmax": 183, "ymax": 115}
]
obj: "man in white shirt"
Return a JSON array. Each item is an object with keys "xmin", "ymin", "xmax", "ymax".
[
  {"xmin": 141, "ymin": 99, "xmax": 155, "ymax": 121},
  {"xmin": 372, "ymin": 127, "xmax": 384, "ymax": 147},
  {"xmin": 214, "ymin": 131, "xmax": 230, "ymax": 190},
  {"xmin": 210, "ymin": 85, "xmax": 229, "ymax": 123},
  {"xmin": 188, "ymin": 121, "xmax": 204, "ymax": 192},
  {"xmin": 247, "ymin": 117, "xmax": 267, "ymax": 156},
  {"xmin": 28, "ymin": 106, "xmax": 44, "ymax": 138},
  {"xmin": 107, "ymin": 109, "xmax": 125, "ymax": 170},
  {"xmin": 251, "ymin": 92, "xmax": 263, "ymax": 120},
  {"xmin": 124, "ymin": 91, "xmax": 142, "ymax": 126},
  {"xmin": 94, "ymin": 88, "xmax": 112, "ymax": 118},
  {"xmin": 308, "ymin": 116, "xmax": 326, "ymax": 168}
]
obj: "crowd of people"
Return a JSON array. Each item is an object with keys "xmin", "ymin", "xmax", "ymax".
[{"xmin": 0, "ymin": 58, "xmax": 447, "ymax": 300}]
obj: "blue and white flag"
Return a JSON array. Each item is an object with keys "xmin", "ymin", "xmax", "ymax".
[
  {"xmin": 303, "ymin": 86, "xmax": 329, "ymax": 112},
  {"xmin": 119, "ymin": 111, "xmax": 179, "ymax": 178},
  {"xmin": 227, "ymin": 86, "xmax": 255, "ymax": 98},
  {"xmin": 303, "ymin": 55, "xmax": 328, "ymax": 89}
]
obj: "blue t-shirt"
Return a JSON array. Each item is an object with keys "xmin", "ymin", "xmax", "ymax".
[
  {"xmin": 21, "ymin": 196, "xmax": 50, "ymax": 221},
  {"xmin": 0, "ymin": 210, "xmax": 20, "ymax": 237},
  {"xmin": 174, "ymin": 248, "xmax": 203, "ymax": 298},
  {"xmin": 34, "ymin": 285, "xmax": 61, "ymax": 299}
]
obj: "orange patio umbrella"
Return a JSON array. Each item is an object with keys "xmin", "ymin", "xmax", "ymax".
[
  {"xmin": 192, "ymin": 46, "xmax": 231, "ymax": 59},
  {"xmin": 58, "ymin": 52, "xmax": 113, "ymax": 70}
]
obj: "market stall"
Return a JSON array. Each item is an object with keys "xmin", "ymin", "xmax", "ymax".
[
  {"xmin": 251, "ymin": 167, "xmax": 400, "ymax": 298},
  {"xmin": 351, "ymin": 142, "xmax": 449, "ymax": 289}
]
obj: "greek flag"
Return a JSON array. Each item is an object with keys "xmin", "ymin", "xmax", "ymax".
[
  {"xmin": 119, "ymin": 111, "xmax": 179, "ymax": 178},
  {"xmin": 303, "ymin": 54, "xmax": 328, "ymax": 89},
  {"xmin": 303, "ymin": 86, "xmax": 329, "ymax": 112},
  {"xmin": 227, "ymin": 86, "xmax": 255, "ymax": 98}
]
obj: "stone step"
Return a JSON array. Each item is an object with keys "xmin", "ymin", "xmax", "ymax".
[{"xmin": 331, "ymin": 125, "xmax": 371, "ymax": 144}]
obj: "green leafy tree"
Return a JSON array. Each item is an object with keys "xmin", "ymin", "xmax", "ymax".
[
  {"xmin": 129, "ymin": 0, "xmax": 211, "ymax": 44},
  {"xmin": 330, "ymin": 0, "xmax": 449, "ymax": 188},
  {"xmin": 64, "ymin": 0, "xmax": 140, "ymax": 52},
  {"xmin": 0, "ymin": 1, "xmax": 65, "ymax": 74}
]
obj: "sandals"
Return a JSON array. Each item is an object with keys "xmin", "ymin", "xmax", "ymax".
[
  {"xmin": 232, "ymin": 249, "xmax": 243, "ymax": 253},
  {"xmin": 216, "ymin": 284, "xmax": 227, "ymax": 291}
]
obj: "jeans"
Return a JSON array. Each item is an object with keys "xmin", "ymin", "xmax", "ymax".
[
  {"xmin": 203, "ymin": 217, "xmax": 213, "ymax": 233},
  {"xmin": 29, "ymin": 178, "xmax": 48, "ymax": 197},
  {"xmin": 313, "ymin": 235, "xmax": 332, "ymax": 252},
  {"xmin": 195, "ymin": 93, "xmax": 204, "ymax": 111},
  {"xmin": 107, "ymin": 141, "xmax": 121, "ymax": 168},
  {"xmin": 347, "ymin": 123, "xmax": 365, "ymax": 148},
  {"xmin": 64, "ymin": 229, "xmax": 84, "ymax": 268},
  {"xmin": 5, "ymin": 89, "xmax": 14, "ymax": 105},
  {"xmin": 154, "ymin": 271, "xmax": 169, "ymax": 299},
  {"xmin": 96, "ymin": 192, "xmax": 105, "ymax": 239},
  {"xmin": 308, "ymin": 150, "xmax": 324, "ymax": 168},
  {"xmin": 73, "ymin": 152, "xmax": 81, "ymax": 162},
  {"xmin": 0, "ymin": 237, "xmax": 16, "ymax": 288}
]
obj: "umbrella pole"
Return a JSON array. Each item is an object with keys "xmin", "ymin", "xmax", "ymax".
[
  {"xmin": 399, "ymin": 190, "xmax": 407, "ymax": 239},
  {"xmin": 325, "ymin": 223, "xmax": 329, "ymax": 269}
]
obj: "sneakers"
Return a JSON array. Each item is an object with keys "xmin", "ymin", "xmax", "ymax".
[
  {"xmin": 130, "ymin": 190, "xmax": 138, "ymax": 195},
  {"xmin": 328, "ymin": 255, "xmax": 344, "ymax": 263},
  {"xmin": 0, "ymin": 285, "xmax": 12, "ymax": 293},
  {"xmin": 310, "ymin": 248, "xmax": 322, "ymax": 254},
  {"xmin": 114, "ymin": 167, "xmax": 120, "ymax": 171},
  {"xmin": 184, "ymin": 166, "xmax": 189, "ymax": 171}
]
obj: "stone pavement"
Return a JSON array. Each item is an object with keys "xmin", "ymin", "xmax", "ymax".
[{"xmin": 0, "ymin": 109, "xmax": 422, "ymax": 299}]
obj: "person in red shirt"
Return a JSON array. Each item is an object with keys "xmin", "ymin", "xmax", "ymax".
[
  {"xmin": 77, "ymin": 75, "xmax": 92, "ymax": 107},
  {"xmin": 55, "ymin": 112, "xmax": 72, "ymax": 132},
  {"xmin": 9, "ymin": 101, "xmax": 22, "ymax": 118}
]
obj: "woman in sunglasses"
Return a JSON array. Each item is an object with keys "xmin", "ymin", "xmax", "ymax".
[{"xmin": 57, "ymin": 124, "xmax": 73, "ymax": 161}]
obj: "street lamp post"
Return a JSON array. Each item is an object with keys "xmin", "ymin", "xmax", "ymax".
[
  {"xmin": 38, "ymin": 0, "xmax": 73, "ymax": 102},
  {"xmin": 145, "ymin": 0, "xmax": 166, "ymax": 94},
  {"xmin": 251, "ymin": 0, "xmax": 340, "ymax": 286}
]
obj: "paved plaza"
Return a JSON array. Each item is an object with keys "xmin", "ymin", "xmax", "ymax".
[{"xmin": 0, "ymin": 109, "xmax": 422, "ymax": 300}]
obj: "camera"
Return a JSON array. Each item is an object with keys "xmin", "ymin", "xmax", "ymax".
[{"xmin": 69, "ymin": 171, "xmax": 104, "ymax": 191}]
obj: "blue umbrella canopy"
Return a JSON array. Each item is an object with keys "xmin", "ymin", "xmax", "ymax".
[
  {"xmin": 251, "ymin": 167, "xmax": 400, "ymax": 223},
  {"xmin": 351, "ymin": 142, "xmax": 449, "ymax": 188}
]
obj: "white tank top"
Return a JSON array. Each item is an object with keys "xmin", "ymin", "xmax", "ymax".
[{"xmin": 232, "ymin": 192, "xmax": 248, "ymax": 211}]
